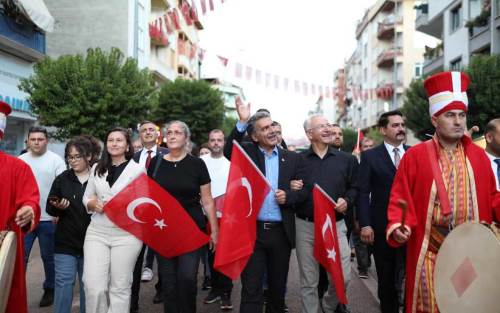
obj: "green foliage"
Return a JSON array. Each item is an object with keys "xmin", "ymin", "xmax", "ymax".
[
  {"xmin": 402, "ymin": 78, "xmax": 435, "ymax": 141},
  {"xmin": 465, "ymin": 54, "xmax": 500, "ymax": 136},
  {"xmin": 221, "ymin": 115, "xmax": 238, "ymax": 137},
  {"xmin": 19, "ymin": 48, "xmax": 156, "ymax": 140},
  {"xmin": 341, "ymin": 128, "xmax": 357, "ymax": 153},
  {"xmin": 366, "ymin": 128, "xmax": 383, "ymax": 145},
  {"xmin": 155, "ymin": 78, "xmax": 225, "ymax": 145}
]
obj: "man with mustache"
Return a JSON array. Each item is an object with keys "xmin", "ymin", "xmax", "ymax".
[
  {"xmin": 386, "ymin": 71, "xmax": 500, "ymax": 313},
  {"xmin": 357, "ymin": 109, "xmax": 409, "ymax": 313}
]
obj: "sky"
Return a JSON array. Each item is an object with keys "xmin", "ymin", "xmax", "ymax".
[{"xmin": 197, "ymin": 0, "xmax": 377, "ymax": 140}]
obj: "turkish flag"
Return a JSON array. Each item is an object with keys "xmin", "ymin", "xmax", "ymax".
[
  {"xmin": 181, "ymin": 2, "xmax": 193, "ymax": 26},
  {"xmin": 214, "ymin": 141, "xmax": 271, "ymax": 280},
  {"xmin": 104, "ymin": 174, "xmax": 209, "ymax": 258},
  {"xmin": 313, "ymin": 185, "xmax": 347, "ymax": 304},
  {"xmin": 353, "ymin": 128, "xmax": 364, "ymax": 153}
]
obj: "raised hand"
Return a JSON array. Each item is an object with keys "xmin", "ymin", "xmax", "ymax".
[{"xmin": 235, "ymin": 96, "xmax": 251, "ymax": 123}]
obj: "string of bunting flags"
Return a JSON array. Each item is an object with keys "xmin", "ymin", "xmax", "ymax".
[{"xmin": 149, "ymin": 0, "xmax": 395, "ymax": 101}]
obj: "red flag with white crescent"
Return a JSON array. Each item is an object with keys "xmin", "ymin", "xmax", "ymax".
[
  {"xmin": 214, "ymin": 141, "xmax": 271, "ymax": 280},
  {"xmin": 104, "ymin": 174, "xmax": 209, "ymax": 258},
  {"xmin": 313, "ymin": 184, "xmax": 347, "ymax": 304}
]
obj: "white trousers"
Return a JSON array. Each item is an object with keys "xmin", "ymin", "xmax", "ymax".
[
  {"xmin": 296, "ymin": 217, "xmax": 351, "ymax": 313},
  {"xmin": 83, "ymin": 222, "xmax": 142, "ymax": 313}
]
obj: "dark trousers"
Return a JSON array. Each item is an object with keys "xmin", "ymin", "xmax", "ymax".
[
  {"xmin": 24, "ymin": 221, "xmax": 55, "ymax": 290},
  {"xmin": 208, "ymin": 246, "xmax": 233, "ymax": 296},
  {"xmin": 373, "ymin": 234, "xmax": 405, "ymax": 313},
  {"xmin": 352, "ymin": 230, "xmax": 372, "ymax": 271},
  {"xmin": 240, "ymin": 222, "xmax": 291, "ymax": 313},
  {"xmin": 145, "ymin": 245, "xmax": 155, "ymax": 269},
  {"xmin": 158, "ymin": 247, "xmax": 201, "ymax": 313},
  {"xmin": 131, "ymin": 244, "xmax": 162, "ymax": 312}
]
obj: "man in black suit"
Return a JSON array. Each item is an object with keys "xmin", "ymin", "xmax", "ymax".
[
  {"xmin": 224, "ymin": 100, "xmax": 309, "ymax": 313},
  {"xmin": 130, "ymin": 120, "xmax": 169, "ymax": 313},
  {"xmin": 357, "ymin": 110, "xmax": 409, "ymax": 313}
]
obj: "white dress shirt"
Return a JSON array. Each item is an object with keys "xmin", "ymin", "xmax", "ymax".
[
  {"xmin": 486, "ymin": 151, "xmax": 500, "ymax": 191},
  {"xmin": 138, "ymin": 145, "xmax": 158, "ymax": 167},
  {"xmin": 384, "ymin": 141, "xmax": 405, "ymax": 166}
]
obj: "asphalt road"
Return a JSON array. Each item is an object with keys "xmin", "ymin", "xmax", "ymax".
[{"xmin": 26, "ymin": 242, "xmax": 382, "ymax": 313}]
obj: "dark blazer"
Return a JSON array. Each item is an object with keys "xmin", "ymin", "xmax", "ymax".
[
  {"xmin": 224, "ymin": 126, "xmax": 309, "ymax": 248},
  {"xmin": 132, "ymin": 146, "xmax": 169, "ymax": 164},
  {"xmin": 357, "ymin": 143, "xmax": 410, "ymax": 234}
]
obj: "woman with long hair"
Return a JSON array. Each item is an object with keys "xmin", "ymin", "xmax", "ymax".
[
  {"xmin": 148, "ymin": 120, "xmax": 218, "ymax": 313},
  {"xmin": 82, "ymin": 127, "xmax": 145, "ymax": 313},
  {"xmin": 47, "ymin": 135, "xmax": 99, "ymax": 313}
]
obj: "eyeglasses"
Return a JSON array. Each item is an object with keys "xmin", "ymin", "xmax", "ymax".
[
  {"xmin": 67, "ymin": 155, "xmax": 83, "ymax": 162},
  {"xmin": 307, "ymin": 123, "xmax": 333, "ymax": 131}
]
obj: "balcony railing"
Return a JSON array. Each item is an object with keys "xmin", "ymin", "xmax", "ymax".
[
  {"xmin": 376, "ymin": 47, "xmax": 402, "ymax": 68},
  {"xmin": 377, "ymin": 15, "xmax": 402, "ymax": 40},
  {"xmin": 0, "ymin": 12, "xmax": 45, "ymax": 61}
]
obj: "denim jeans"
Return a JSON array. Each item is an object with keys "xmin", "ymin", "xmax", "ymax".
[
  {"xmin": 157, "ymin": 248, "xmax": 201, "ymax": 313},
  {"xmin": 54, "ymin": 253, "xmax": 85, "ymax": 313},
  {"xmin": 24, "ymin": 221, "xmax": 55, "ymax": 289}
]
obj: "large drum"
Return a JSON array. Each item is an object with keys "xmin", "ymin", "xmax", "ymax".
[
  {"xmin": 0, "ymin": 230, "xmax": 17, "ymax": 313},
  {"xmin": 435, "ymin": 222, "xmax": 500, "ymax": 313}
]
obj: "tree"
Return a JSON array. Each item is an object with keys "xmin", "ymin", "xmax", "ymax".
[
  {"xmin": 402, "ymin": 78, "xmax": 434, "ymax": 141},
  {"xmin": 466, "ymin": 54, "xmax": 500, "ymax": 134},
  {"xmin": 19, "ymin": 48, "xmax": 157, "ymax": 140},
  {"xmin": 156, "ymin": 78, "xmax": 224, "ymax": 144},
  {"xmin": 340, "ymin": 128, "xmax": 357, "ymax": 153},
  {"xmin": 366, "ymin": 127, "xmax": 383, "ymax": 145}
]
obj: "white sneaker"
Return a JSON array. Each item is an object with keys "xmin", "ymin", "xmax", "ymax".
[{"xmin": 141, "ymin": 267, "xmax": 153, "ymax": 282}]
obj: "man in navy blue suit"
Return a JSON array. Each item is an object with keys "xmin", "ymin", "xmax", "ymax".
[{"xmin": 357, "ymin": 110, "xmax": 409, "ymax": 313}]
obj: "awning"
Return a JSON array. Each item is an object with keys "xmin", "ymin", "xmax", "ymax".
[{"xmin": 16, "ymin": 0, "xmax": 55, "ymax": 33}]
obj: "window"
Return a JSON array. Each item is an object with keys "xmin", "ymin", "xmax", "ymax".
[
  {"xmin": 363, "ymin": 43, "xmax": 368, "ymax": 58},
  {"xmin": 363, "ymin": 68, "xmax": 368, "ymax": 83},
  {"xmin": 414, "ymin": 63, "xmax": 423, "ymax": 78},
  {"xmin": 450, "ymin": 58, "xmax": 462, "ymax": 71},
  {"xmin": 496, "ymin": 0, "xmax": 500, "ymax": 16},
  {"xmin": 469, "ymin": 0, "xmax": 483, "ymax": 19},
  {"xmin": 450, "ymin": 5, "xmax": 462, "ymax": 33}
]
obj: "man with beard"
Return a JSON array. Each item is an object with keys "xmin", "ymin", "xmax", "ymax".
[
  {"xmin": 485, "ymin": 118, "xmax": 500, "ymax": 191},
  {"xmin": 201, "ymin": 129, "xmax": 233, "ymax": 310},
  {"xmin": 331, "ymin": 125, "xmax": 343, "ymax": 150},
  {"xmin": 386, "ymin": 71, "xmax": 499, "ymax": 313},
  {"xmin": 358, "ymin": 110, "xmax": 409, "ymax": 313},
  {"xmin": 224, "ymin": 100, "xmax": 309, "ymax": 313}
]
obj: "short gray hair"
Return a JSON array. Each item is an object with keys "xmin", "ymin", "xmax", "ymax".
[
  {"xmin": 303, "ymin": 114, "xmax": 324, "ymax": 132},
  {"xmin": 247, "ymin": 111, "xmax": 271, "ymax": 136},
  {"xmin": 165, "ymin": 120, "xmax": 191, "ymax": 139}
]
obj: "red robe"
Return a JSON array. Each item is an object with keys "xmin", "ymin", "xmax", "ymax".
[
  {"xmin": 386, "ymin": 136, "xmax": 500, "ymax": 313},
  {"xmin": 0, "ymin": 152, "xmax": 40, "ymax": 313}
]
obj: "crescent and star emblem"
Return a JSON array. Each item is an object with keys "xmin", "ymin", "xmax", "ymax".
[
  {"xmin": 227, "ymin": 177, "xmax": 254, "ymax": 218},
  {"xmin": 322, "ymin": 214, "xmax": 336, "ymax": 262},
  {"xmin": 126, "ymin": 197, "xmax": 167, "ymax": 230}
]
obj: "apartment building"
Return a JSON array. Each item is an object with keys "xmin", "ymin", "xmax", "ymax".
[
  {"xmin": 416, "ymin": 0, "xmax": 500, "ymax": 75},
  {"xmin": 343, "ymin": 0, "xmax": 435, "ymax": 130},
  {"xmin": 45, "ymin": 0, "xmax": 202, "ymax": 84},
  {"xmin": 0, "ymin": 0, "xmax": 54, "ymax": 155}
]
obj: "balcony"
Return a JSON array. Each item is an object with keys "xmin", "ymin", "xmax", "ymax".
[
  {"xmin": 0, "ymin": 12, "xmax": 45, "ymax": 61},
  {"xmin": 376, "ymin": 47, "xmax": 402, "ymax": 68},
  {"xmin": 415, "ymin": 3, "xmax": 443, "ymax": 38},
  {"xmin": 423, "ymin": 43, "xmax": 444, "ymax": 75},
  {"xmin": 377, "ymin": 15, "xmax": 401, "ymax": 40},
  {"xmin": 469, "ymin": 25, "xmax": 491, "ymax": 54},
  {"xmin": 375, "ymin": 84, "xmax": 394, "ymax": 100}
]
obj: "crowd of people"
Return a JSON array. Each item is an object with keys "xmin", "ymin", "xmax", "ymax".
[{"xmin": 1, "ymin": 70, "xmax": 499, "ymax": 313}]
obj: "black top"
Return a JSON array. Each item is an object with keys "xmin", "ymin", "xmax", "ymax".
[
  {"xmin": 147, "ymin": 154, "xmax": 211, "ymax": 230},
  {"xmin": 296, "ymin": 146, "xmax": 359, "ymax": 222},
  {"xmin": 106, "ymin": 160, "xmax": 129, "ymax": 187},
  {"xmin": 46, "ymin": 169, "xmax": 91, "ymax": 256}
]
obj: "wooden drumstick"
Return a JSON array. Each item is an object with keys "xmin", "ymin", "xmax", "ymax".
[{"xmin": 398, "ymin": 199, "xmax": 408, "ymax": 231}]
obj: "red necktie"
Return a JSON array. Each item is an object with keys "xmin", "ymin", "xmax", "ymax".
[{"xmin": 145, "ymin": 150, "xmax": 153, "ymax": 169}]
